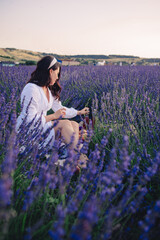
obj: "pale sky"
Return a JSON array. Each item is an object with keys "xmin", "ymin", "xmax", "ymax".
[{"xmin": 0, "ymin": 0, "xmax": 160, "ymax": 58}]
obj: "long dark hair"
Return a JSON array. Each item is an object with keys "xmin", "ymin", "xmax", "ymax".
[{"xmin": 27, "ymin": 56, "xmax": 62, "ymax": 100}]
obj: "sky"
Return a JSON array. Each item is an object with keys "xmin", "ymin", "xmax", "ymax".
[{"xmin": 0, "ymin": 0, "xmax": 160, "ymax": 58}]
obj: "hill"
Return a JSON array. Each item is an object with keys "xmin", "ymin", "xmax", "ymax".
[{"xmin": 0, "ymin": 48, "xmax": 160, "ymax": 65}]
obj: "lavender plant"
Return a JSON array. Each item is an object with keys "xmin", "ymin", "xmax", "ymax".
[{"xmin": 0, "ymin": 64, "xmax": 160, "ymax": 240}]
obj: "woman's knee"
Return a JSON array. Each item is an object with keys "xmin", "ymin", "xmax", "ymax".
[
  {"xmin": 54, "ymin": 120, "xmax": 78, "ymax": 134},
  {"xmin": 63, "ymin": 119, "xmax": 73, "ymax": 127},
  {"xmin": 71, "ymin": 121, "xmax": 79, "ymax": 131},
  {"xmin": 55, "ymin": 119, "xmax": 70, "ymax": 128},
  {"xmin": 57, "ymin": 120, "xmax": 74, "ymax": 131}
]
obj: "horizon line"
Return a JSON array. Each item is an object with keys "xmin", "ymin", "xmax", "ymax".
[{"xmin": 1, "ymin": 47, "xmax": 160, "ymax": 59}]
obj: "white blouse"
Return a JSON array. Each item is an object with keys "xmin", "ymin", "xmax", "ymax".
[{"xmin": 16, "ymin": 83, "xmax": 77, "ymax": 147}]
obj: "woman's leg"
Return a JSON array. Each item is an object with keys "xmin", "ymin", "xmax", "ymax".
[
  {"xmin": 70, "ymin": 121, "xmax": 84, "ymax": 150},
  {"xmin": 54, "ymin": 120, "xmax": 79, "ymax": 150},
  {"xmin": 71, "ymin": 121, "xmax": 88, "ymax": 168},
  {"xmin": 70, "ymin": 121, "xmax": 80, "ymax": 149},
  {"xmin": 54, "ymin": 120, "xmax": 88, "ymax": 169}
]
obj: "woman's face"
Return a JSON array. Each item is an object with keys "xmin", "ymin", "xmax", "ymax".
[{"xmin": 49, "ymin": 67, "xmax": 60, "ymax": 86}]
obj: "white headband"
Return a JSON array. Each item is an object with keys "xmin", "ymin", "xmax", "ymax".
[{"xmin": 48, "ymin": 57, "xmax": 57, "ymax": 69}]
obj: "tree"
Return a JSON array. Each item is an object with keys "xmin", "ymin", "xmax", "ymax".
[{"xmin": 25, "ymin": 60, "xmax": 37, "ymax": 65}]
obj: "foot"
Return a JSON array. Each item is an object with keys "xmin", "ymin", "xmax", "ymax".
[{"xmin": 77, "ymin": 153, "xmax": 89, "ymax": 169}]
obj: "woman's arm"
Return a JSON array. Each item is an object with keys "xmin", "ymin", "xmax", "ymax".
[
  {"xmin": 77, "ymin": 107, "xmax": 90, "ymax": 115},
  {"xmin": 44, "ymin": 108, "xmax": 66, "ymax": 122},
  {"xmin": 52, "ymin": 98, "xmax": 90, "ymax": 118},
  {"xmin": 20, "ymin": 84, "xmax": 46, "ymax": 127},
  {"xmin": 52, "ymin": 99, "xmax": 77, "ymax": 118}
]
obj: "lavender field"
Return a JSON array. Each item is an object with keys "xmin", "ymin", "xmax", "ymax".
[{"xmin": 0, "ymin": 64, "xmax": 160, "ymax": 240}]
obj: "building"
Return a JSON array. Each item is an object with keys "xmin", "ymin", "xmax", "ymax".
[
  {"xmin": 0, "ymin": 61, "xmax": 15, "ymax": 67},
  {"xmin": 96, "ymin": 60, "xmax": 105, "ymax": 66}
]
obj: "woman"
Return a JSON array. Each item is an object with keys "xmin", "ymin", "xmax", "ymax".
[{"xmin": 16, "ymin": 56, "xmax": 89, "ymax": 160}]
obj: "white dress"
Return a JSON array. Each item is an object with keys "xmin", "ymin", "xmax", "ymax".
[{"xmin": 16, "ymin": 83, "xmax": 77, "ymax": 148}]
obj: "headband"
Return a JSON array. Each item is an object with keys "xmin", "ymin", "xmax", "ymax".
[{"xmin": 48, "ymin": 57, "xmax": 57, "ymax": 69}]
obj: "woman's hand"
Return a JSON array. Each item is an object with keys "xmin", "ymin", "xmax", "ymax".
[
  {"xmin": 78, "ymin": 107, "xmax": 90, "ymax": 115},
  {"xmin": 53, "ymin": 108, "xmax": 66, "ymax": 119},
  {"xmin": 45, "ymin": 108, "xmax": 66, "ymax": 122}
]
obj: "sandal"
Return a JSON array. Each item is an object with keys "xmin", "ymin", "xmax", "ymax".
[{"xmin": 54, "ymin": 143, "xmax": 68, "ymax": 167}]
